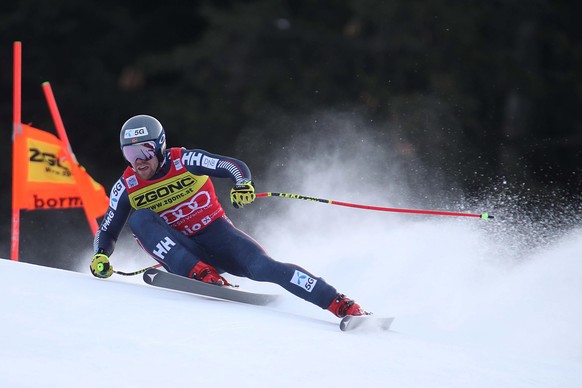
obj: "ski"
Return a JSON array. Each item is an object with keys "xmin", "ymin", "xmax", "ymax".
[
  {"xmin": 143, "ymin": 269, "xmax": 393, "ymax": 331},
  {"xmin": 339, "ymin": 315, "xmax": 395, "ymax": 332},
  {"xmin": 142, "ymin": 268, "xmax": 279, "ymax": 306}
]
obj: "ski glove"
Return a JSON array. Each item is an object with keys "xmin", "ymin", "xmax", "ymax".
[
  {"xmin": 230, "ymin": 180, "xmax": 255, "ymax": 209},
  {"xmin": 90, "ymin": 253, "xmax": 113, "ymax": 278}
]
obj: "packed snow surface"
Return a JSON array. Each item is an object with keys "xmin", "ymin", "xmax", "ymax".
[{"xmin": 1, "ymin": 216, "xmax": 581, "ymax": 387}]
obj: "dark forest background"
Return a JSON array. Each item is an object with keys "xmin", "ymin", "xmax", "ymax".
[{"xmin": 1, "ymin": 0, "xmax": 581, "ymax": 267}]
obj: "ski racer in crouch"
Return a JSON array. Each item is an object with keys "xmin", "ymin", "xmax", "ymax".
[{"xmin": 90, "ymin": 114, "xmax": 369, "ymax": 318}]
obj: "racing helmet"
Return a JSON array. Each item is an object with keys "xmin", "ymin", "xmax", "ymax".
[{"xmin": 119, "ymin": 115, "xmax": 167, "ymax": 164}]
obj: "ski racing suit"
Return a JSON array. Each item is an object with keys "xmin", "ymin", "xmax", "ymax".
[{"xmin": 94, "ymin": 147, "xmax": 339, "ymax": 309}]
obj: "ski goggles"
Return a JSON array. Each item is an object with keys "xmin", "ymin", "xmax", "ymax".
[{"xmin": 122, "ymin": 141, "xmax": 156, "ymax": 164}]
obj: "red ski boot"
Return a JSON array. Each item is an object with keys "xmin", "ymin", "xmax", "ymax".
[
  {"xmin": 327, "ymin": 293, "xmax": 370, "ymax": 318},
  {"xmin": 188, "ymin": 261, "xmax": 230, "ymax": 286}
]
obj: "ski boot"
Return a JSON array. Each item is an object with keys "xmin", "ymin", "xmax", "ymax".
[
  {"xmin": 327, "ymin": 293, "xmax": 370, "ymax": 318},
  {"xmin": 189, "ymin": 261, "xmax": 230, "ymax": 286}
]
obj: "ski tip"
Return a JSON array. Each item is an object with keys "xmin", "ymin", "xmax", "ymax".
[
  {"xmin": 339, "ymin": 315, "xmax": 353, "ymax": 331},
  {"xmin": 340, "ymin": 315, "xmax": 395, "ymax": 332}
]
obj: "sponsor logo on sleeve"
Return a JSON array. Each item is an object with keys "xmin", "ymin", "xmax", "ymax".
[
  {"xmin": 201, "ymin": 155, "xmax": 219, "ymax": 169},
  {"xmin": 101, "ymin": 209, "xmax": 115, "ymax": 231},
  {"xmin": 181, "ymin": 152, "xmax": 219, "ymax": 169},
  {"xmin": 182, "ymin": 152, "xmax": 202, "ymax": 166},
  {"xmin": 110, "ymin": 179, "xmax": 125, "ymax": 210}
]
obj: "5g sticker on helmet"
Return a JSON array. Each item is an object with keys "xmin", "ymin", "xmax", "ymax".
[{"xmin": 123, "ymin": 126, "xmax": 149, "ymax": 139}]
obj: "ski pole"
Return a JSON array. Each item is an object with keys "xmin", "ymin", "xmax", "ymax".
[
  {"xmin": 113, "ymin": 263, "xmax": 162, "ymax": 276},
  {"xmin": 256, "ymin": 192, "xmax": 493, "ymax": 220}
]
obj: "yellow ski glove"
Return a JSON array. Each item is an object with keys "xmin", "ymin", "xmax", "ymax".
[
  {"xmin": 230, "ymin": 180, "xmax": 255, "ymax": 209},
  {"xmin": 90, "ymin": 253, "xmax": 113, "ymax": 278}
]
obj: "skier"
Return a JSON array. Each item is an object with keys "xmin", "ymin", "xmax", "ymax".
[{"xmin": 90, "ymin": 114, "xmax": 369, "ymax": 318}]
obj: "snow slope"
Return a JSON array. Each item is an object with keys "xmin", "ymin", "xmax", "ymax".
[{"xmin": 1, "ymin": 222, "xmax": 581, "ymax": 388}]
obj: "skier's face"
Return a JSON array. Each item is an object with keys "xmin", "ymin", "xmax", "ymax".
[
  {"xmin": 133, "ymin": 155, "xmax": 159, "ymax": 180},
  {"xmin": 122, "ymin": 141, "xmax": 159, "ymax": 179}
]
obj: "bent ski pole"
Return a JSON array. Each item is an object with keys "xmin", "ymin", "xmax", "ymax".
[
  {"xmin": 113, "ymin": 263, "xmax": 162, "ymax": 276},
  {"xmin": 256, "ymin": 192, "xmax": 493, "ymax": 220}
]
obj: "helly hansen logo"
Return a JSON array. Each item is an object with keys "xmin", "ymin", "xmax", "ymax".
[
  {"xmin": 182, "ymin": 152, "xmax": 219, "ymax": 169},
  {"xmin": 290, "ymin": 270, "xmax": 317, "ymax": 293},
  {"xmin": 153, "ymin": 237, "xmax": 176, "ymax": 260}
]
